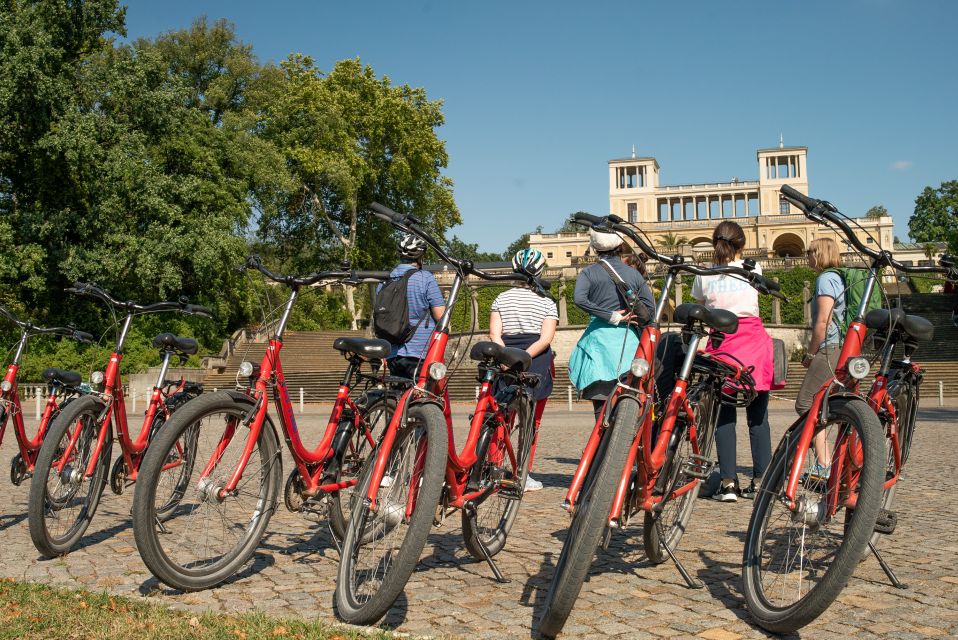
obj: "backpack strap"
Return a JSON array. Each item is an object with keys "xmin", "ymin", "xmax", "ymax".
[{"xmin": 598, "ymin": 259, "xmax": 649, "ymax": 323}]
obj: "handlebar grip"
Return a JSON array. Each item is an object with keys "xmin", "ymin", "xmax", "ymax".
[
  {"xmin": 572, "ymin": 212, "xmax": 605, "ymax": 226},
  {"xmin": 369, "ymin": 202, "xmax": 402, "ymax": 222},
  {"xmin": 351, "ymin": 270, "xmax": 392, "ymax": 281},
  {"xmin": 185, "ymin": 304, "xmax": 214, "ymax": 318},
  {"xmin": 780, "ymin": 185, "xmax": 821, "ymax": 212},
  {"xmin": 73, "ymin": 330, "xmax": 95, "ymax": 344},
  {"xmin": 771, "ymin": 290, "xmax": 788, "ymax": 302},
  {"xmin": 758, "ymin": 276, "xmax": 781, "ymax": 292}
]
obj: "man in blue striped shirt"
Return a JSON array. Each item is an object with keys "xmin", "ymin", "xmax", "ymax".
[{"xmin": 381, "ymin": 233, "xmax": 446, "ymax": 379}]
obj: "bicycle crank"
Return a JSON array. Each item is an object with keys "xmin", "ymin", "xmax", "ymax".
[
  {"xmin": 109, "ymin": 457, "xmax": 129, "ymax": 495},
  {"xmin": 9, "ymin": 453, "xmax": 28, "ymax": 486}
]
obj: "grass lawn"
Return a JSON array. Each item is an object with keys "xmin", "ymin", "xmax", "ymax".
[{"xmin": 0, "ymin": 579, "xmax": 392, "ymax": 640}]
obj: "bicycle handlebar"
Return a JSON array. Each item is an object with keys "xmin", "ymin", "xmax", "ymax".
[
  {"xmin": 368, "ymin": 202, "xmax": 552, "ymax": 299},
  {"xmin": 237, "ymin": 255, "xmax": 351, "ymax": 287},
  {"xmin": 0, "ymin": 304, "xmax": 96, "ymax": 342},
  {"xmin": 68, "ymin": 282, "xmax": 214, "ymax": 318},
  {"xmin": 780, "ymin": 185, "xmax": 955, "ymax": 279}
]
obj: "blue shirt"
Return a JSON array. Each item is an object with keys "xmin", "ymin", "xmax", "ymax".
[
  {"xmin": 813, "ymin": 270, "xmax": 845, "ymax": 347},
  {"xmin": 380, "ymin": 264, "xmax": 445, "ymax": 359}
]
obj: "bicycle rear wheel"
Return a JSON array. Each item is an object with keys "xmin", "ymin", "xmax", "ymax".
[
  {"xmin": 335, "ymin": 402, "xmax": 447, "ymax": 625},
  {"xmin": 28, "ymin": 396, "xmax": 111, "ymax": 557},
  {"xmin": 461, "ymin": 396, "xmax": 536, "ymax": 559},
  {"xmin": 643, "ymin": 391, "xmax": 718, "ymax": 563},
  {"xmin": 741, "ymin": 396, "xmax": 884, "ymax": 633},
  {"xmin": 870, "ymin": 376, "xmax": 917, "ymax": 550},
  {"xmin": 132, "ymin": 392, "xmax": 281, "ymax": 591},
  {"xmin": 538, "ymin": 396, "xmax": 640, "ymax": 639},
  {"xmin": 328, "ymin": 396, "xmax": 395, "ymax": 541}
]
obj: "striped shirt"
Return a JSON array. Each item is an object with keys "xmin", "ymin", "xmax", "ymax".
[{"xmin": 491, "ymin": 288, "xmax": 559, "ymax": 335}]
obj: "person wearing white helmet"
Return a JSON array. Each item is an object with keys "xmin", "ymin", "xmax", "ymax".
[
  {"xmin": 488, "ymin": 248, "xmax": 559, "ymax": 491},
  {"xmin": 568, "ymin": 228, "xmax": 655, "ymax": 419},
  {"xmin": 378, "ymin": 232, "xmax": 446, "ymax": 379}
]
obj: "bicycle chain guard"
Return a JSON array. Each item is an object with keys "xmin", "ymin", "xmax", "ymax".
[
  {"xmin": 9, "ymin": 453, "xmax": 27, "ymax": 486},
  {"xmin": 109, "ymin": 456, "xmax": 128, "ymax": 495}
]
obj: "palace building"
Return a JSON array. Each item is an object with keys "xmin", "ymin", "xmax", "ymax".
[{"xmin": 530, "ymin": 142, "xmax": 895, "ymax": 269}]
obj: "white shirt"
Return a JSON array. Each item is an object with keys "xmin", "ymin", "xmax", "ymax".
[
  {"xmin": 491, "ymin": 287, "xmax": 559, "ymax": 335},
  {"xmin": 691, "ymin": 259, "xmax": 762, "ymax": 318}
]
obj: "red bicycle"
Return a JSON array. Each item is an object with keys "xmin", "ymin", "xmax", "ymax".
[
  {"xmin": 539, "ymin": 213, "xmax": 778, "ymax": 637},
  {"xmin": 131, "ymin": 262, "xmax": 395, "ymax": 591},
  {"xmin": 738, "ymin": 186, "xmax": 902, "ymax": 633},
  {"xmin": 27, "ymin": 283, "xmax": 211, "ymax": 556},
  {"xmin": 334, "ymin": 203, "xmax": 549, "ymax": 625},
  {"xmin": 0, "ymin": 304, "xmax": 93, "ymax": 486}
]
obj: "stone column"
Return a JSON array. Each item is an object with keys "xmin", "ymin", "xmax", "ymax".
[
  {"xmin": 803, "ymin": 280, "xmax": 812, "ymax": 323},
  {"xmin": 558, "ymin": 275, "xmax": 569, "ymax": 327}
]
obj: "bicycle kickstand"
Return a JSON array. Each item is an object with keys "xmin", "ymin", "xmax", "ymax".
[
  {"xmin": 655, "ymin": 519, "xmax": 703, "ymax": 589},
  {"xmin": 463, "ymin": 503, "xmax": 510, "ymax": 584},
  {"xmin": 327, "ymin": 520, "xmax": 342, "ymax": 555},
  {"xmin": 868, "ymin": 542, "xmax": 907, "ymax": 589}
]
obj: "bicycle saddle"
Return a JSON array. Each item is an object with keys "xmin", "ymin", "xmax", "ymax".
[
  {"xmin": 152, "ymin": 332, "xmax": 199, "ymax": 355},
  {"xmin": 865, "ymin": 308, "xmax": 934, "ymax": 342},
  {"xmin": 41, "ymin": 368, "xmax": 82, "ymax": 386},
  {"xmin": 333, "ymin": 337, "xmax": 391, "ymax": 361},
  {"xmin": 674, "ymin": 303, "xmax": 739, "ymax": 334},
  {"xmin": 469, "ymin": 341, "xmax": 532, "ymax": 373}
]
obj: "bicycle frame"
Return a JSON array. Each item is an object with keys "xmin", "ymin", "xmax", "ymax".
[
  {"xmin": 0, "ymin": 334, "xmax": 64, "ymax": 472},
  {"xmin": 211, "ymin": 285, "xmax": 381, "ymax": 500}
]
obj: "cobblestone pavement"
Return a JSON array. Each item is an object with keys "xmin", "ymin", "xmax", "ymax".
[{"xmin": 2, "ymin": 399, "xmax": 957, "ymax": 639}]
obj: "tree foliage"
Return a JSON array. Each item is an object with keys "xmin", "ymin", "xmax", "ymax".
[
  {"xmin": 865, "ymin": 205, "xmax": 888, "ymax": 219},
  {"xmin": 908, "ymin": 181, "xmax": 958, "ymax": 253}
]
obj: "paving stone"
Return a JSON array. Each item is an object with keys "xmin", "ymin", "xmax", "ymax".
[{"xmin": 2, "ymin": 402, "xmax": 958, "ymax": 638}]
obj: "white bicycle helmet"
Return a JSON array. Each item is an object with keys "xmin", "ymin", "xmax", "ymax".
[
  {"xmin": 398, "ymin": 232, "xmax": 427, "ymax": 260},
  {"xmin": 511, "ymin": 248, "xmax": 546, "ymax": 278}
]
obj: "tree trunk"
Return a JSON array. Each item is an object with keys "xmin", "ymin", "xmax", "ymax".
[{"xmin": 344, "ymin": 285, "xmax": 359, "ymax": 331}]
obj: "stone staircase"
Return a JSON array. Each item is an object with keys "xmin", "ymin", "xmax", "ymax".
[{"xmin": 204, "ymin": 292, "xmax": 958, "ymax": 403}]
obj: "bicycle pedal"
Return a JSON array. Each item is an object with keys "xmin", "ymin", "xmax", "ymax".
[
  {"xmin": 497, "ymin": 479, "xmax": 522, "ymax": 501},
  {"xmin": 680, "ymin": 454, "xmax": 713, "ymax": 481},
  {"xmin": 874, "ymin": 508, "xmax": 897, "ymax": 535}
]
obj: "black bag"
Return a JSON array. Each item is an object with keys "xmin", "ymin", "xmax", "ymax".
[{"xmin": 373, "ymin": 269, "xmax": 420, "ymax": 345}]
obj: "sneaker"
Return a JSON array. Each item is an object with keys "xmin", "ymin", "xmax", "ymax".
[
  {"xmin": 379, "ymin": 474, "xmax": 394, "ymax": 489},
  {"xmin": 740, "ymin": 479, "xmax": 759, "ymax": 500},
  {"xmin": 801, "ymin": 463, "xmax": 830, "ymax": 490},
  {"xmin": 524, "ymin": 475, "xmax": 543, "ymax": 492},
  {"xmin": 712, "ymin": 480, "xmax": 739, "ymax": 502}
]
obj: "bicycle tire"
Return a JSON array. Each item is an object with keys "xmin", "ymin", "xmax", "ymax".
[
  {"xmin": 741, "ymin": 396, "xmax": 884, "ymax": 634},
  {"xmin": 328, "ymin": 396, "xmax": 395, "ymax": 541},
  {"xmin": 538, "ymin": 396, "xmax": 640, "ymax": 639},
  {"xmin": 132, "ymin": 392, "xmax": 282, "ymax": 591},
  {"xmin": 643, "ymin": 390, "xmax": 718, "ymax": 563},
  {"xmin": 461, "ymin": 396, "xmax": 536, "ymax": 559},
  {"xmin": 28, "ymin": 395, "xmax": 111, "ymax": 557},
  {"xmin": 335, "ymin": 402, "xmax": 448, "ymax": 625}
]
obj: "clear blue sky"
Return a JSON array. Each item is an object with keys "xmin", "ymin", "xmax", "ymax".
[{"xmin": 123, "ymin": 0, "xmax": 958, "ymax": 253}]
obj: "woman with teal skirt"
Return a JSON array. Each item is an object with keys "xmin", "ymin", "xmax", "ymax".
[{"xmin": 568, "ymin": 229, "xmax": 655, "ymax": 418}]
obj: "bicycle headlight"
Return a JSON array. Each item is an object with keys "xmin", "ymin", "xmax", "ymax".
[
  {"xmin": 847, "ymin": 356, "xmax": 871, "ymax": 380},
  {"xmin": 237, "ymin": 361, "xmax": 254, "ymax": 378},
  {"xmin": 428, "ymin": 361, "xmax": 447, "ymax": 381},
  {"xmin": 0, "ymin": 380, "xmax": 11, "ymax": 393},
  {"xmin": 630, "ymin": 357, "xmax": 651, "ymax": 378},
  {"xmin": 90, "ymin": 371, "xmax": 105, "ymax": 385}
]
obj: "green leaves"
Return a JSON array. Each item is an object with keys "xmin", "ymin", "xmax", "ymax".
[{"xmin": 908, "ymin": 181, "xmax": 958, "ymax": 253}]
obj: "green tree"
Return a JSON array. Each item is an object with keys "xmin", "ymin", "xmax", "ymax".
[
  {"xmin": 445, "ymin": 235, "xmax": 503, "ymax": 263},
  {"xmin": 501, "ymin": 225, "xmax": 542, "ymax": 260},
  {"xmin": 908, "ymin": 181, "xmax": 958, "ymax": 252},
  {"xmin": 258, "ymin": 56, "xmax": 460, "ymax": 328},
  {"xmin": 865, "ymin": 205, "xmax": 888, "ymax": 219}
]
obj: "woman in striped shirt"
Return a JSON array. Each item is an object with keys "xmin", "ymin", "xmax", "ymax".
[{"xmin": 488, "ymin": 249, "xmax": 559, "ymax": 491}]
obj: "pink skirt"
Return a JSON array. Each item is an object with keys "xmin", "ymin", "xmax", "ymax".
[{"xmin": 706, "ymin": 316, "xmax": 775, "ymax": 391}]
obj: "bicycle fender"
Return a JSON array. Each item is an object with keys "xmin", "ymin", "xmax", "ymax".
[{"xmin": 818, "ymin": 391, "xmax": 864, "ymax": 426}]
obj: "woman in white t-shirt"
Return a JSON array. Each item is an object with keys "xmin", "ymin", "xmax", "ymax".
[
  {"xmin": 489, "ymin": 249, "xmax": 559, "ymax": 491},
  {"xmin": 691, "ymin": 221, "xmax": 773, "ymax": 502}
]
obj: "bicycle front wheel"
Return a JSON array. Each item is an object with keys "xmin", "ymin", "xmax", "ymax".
[
  {"xmin": 538, "ymin": 396, "xmax": 640, "ymax": 639},
  {"xmin": 461, "ymin": 396, "xmax": 536, "ymax": 559},
  {"xmin": 335, "ymin": 402, "xmax": 448, "ymax": 625},
  {"xmin": 643, "ymin": 391, "xmax": 718, "ymax": 563},
  {"xmin": 28, "ymin": 395, "xmax": 111, "ymax": 557},
  {"xmin": 132, "ymin": 392, "xmax": 281, "ymax": 591},
  {"xmin": 741, "ymin": 396, "xmax": 884, "ymax": 633}
]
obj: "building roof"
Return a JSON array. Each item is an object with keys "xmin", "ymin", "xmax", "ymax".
[
  {"xmin": 893, "ymin": 241, "xmax": 948, "ymax": 251},
  {"xmin": 756, "ymin": 146, "xmax": 808, "ymax": 153}
]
